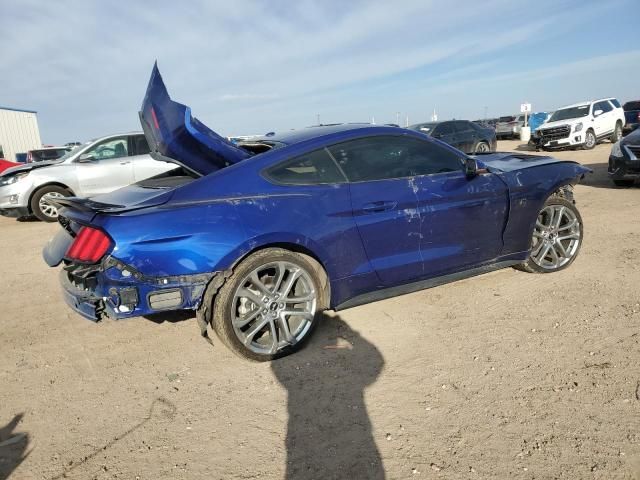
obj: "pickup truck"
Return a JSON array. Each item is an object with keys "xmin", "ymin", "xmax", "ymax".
[{"xmin": 623, "ymin": 100, "xmax": 640, "ymax": 135}]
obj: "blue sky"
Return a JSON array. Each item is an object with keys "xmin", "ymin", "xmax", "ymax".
[{"xmin": 2, "ymin": 0, "xmax": 639, "ymax": 144}]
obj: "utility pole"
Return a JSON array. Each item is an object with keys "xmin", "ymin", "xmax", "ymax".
[
  {"xmin": 405, "ymin": 115, "xmax": 409, "ymax": 127},
  {"xmin": 396, "ymin": 112, "xmax": 400, "ymax": 126},
  {"xmin": 316, "ymin": 113, "xmax": 320, "ymax": 125}
]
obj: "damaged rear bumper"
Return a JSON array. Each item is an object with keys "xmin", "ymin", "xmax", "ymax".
[{"xmin": 59, "ymin": 256, "xmax": 218, "ymax": 322}]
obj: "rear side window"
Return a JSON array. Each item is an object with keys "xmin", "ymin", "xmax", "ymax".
[
  {"xmin": 265, "ymin": 149, "xmax": 346, "ymax": 185},
  {"xmin": 327, "ymin": 136, "xmax": 462, "ymax": 182},
  {"xmin": 610, "ymin": 99, "xmax": 621, "ymax": 108}
]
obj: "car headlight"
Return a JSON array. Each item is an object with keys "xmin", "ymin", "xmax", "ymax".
[
  {"xmin": 610, "ymin": 141, "xmax": 623, "ymax": 158},
  {"xmin": 574, "ymin": 123, "xmax": 583, "ymax": 132},
  {"xmin": 0, "ymin": 172, "xmax": 29, "ymax": 187}
]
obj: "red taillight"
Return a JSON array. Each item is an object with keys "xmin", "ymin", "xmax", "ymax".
[{"xmin": 65, "ymin": 227, "xmax": 112, "ymax": 263}]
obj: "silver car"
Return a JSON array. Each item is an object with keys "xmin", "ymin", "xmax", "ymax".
[{"xmin": 0, "ymin": 132, "xmax": 175, "ymax": 221}]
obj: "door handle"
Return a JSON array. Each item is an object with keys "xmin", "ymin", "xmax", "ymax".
[
  {"xmin": 120, "ymin": 160, "xmax": 131, "ymax": 165},
  {"xmin": 362, "ymin": 201, "xmax": 397, "ymax": 213}
]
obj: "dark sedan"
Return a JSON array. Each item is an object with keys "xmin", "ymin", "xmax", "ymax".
[
  {"xmin": 408, "ymin": 120, "xmax": 496, "ymax": 154},
  {"xmin": 609, "ymin": 127, "xmax": 640, "ymax": 186}
]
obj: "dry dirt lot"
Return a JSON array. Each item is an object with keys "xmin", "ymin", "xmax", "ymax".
[{"xmin": 1, "ymin": 140, "xmax": 639, "ymax": 480}]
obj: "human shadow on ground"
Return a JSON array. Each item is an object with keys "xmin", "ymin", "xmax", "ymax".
[
  {"xmin": 272, "ymin": 313, "xmax": 385, "ymax": 480},
  {"xmin": 0, "ymin": 413, "xmax": 30, "ymax": 480}
]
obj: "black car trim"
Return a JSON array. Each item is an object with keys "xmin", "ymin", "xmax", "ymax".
[{"xmin": 335, "ymin": 259, "xmax": 520, "ymax": 311}]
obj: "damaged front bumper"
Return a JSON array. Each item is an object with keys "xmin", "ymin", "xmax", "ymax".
[{"xmin": 58, "ymin": 255, "xmax": 217, "ymax": 322}]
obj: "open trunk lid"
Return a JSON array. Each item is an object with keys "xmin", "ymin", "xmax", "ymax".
[{"xmin": 139, "ymin": 63, "xmax": 251, "ymax": 176}]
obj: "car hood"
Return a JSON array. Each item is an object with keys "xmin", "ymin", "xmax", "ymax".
[
  {"xmin": 621, "ymin": 127, "xmax": 640, "ymax": 146},
  {"xmin": 0, "ymin": 160, "xmax": 63, "ymax": 177},
  {"xmin": 537, "ymin": 118, "xmax": 580, "ymax": 130},
  {"xmin": 139, "ymin": 63, "xmax": 251, "ymax": 177},
  {"xmin": 474, "ymin": 152, "xmax": 589, "ymax": 173}
]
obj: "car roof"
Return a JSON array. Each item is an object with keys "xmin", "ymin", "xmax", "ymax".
[
  {"xmin": 250, "ymin": 123, "xmax": 400, "ymax": 146},
  {"xmin": 559, "ymin": 98, "xmax": 618, "ymax": 109}
]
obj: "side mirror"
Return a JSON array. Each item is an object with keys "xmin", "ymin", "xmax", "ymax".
[
  {"xmin": 78, "ymin": 153, "xmax": 95, "ymax": 163},
  {"xmin": 593, "ymin": 109, "xmax": 603, "ymax": 117},
  {"xmin": 464, "ymin": 157, "xmax": 477, "ymax": 178}
]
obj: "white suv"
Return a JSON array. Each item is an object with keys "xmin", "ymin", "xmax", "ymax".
[{"xmin": 536, "ymin": 98, "xmax": 625, "ymax": 150}]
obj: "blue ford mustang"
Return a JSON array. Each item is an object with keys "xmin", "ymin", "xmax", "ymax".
[{"xmin": 44, "ymin": 65, "xmax": 590, "ymax": 360}]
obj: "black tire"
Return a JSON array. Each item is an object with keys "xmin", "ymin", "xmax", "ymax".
[
  {"xmin": 613, "ymin": 179, "xmax": 634, "ymax": 187},
  {"xmin": 209, "ymin": 248, "xmax": 329, "ymax": 361},
  {"xmin": 583, "ymin": 129, "xmax": 596, "ymax": 150},
  {"xmin": 516, "ymin": 195, "xmax": 583, "ymax": 274},
  {"xmin": 475, "ymin": 141, "xmax": 490, "ymax": 153},
  {"xmin": 30, "ymin": 185, "xmax": 71, "ymax": 222},
  {"xmin": 610, "ymin": 122, "xmax": 623, "ymax": 143}
]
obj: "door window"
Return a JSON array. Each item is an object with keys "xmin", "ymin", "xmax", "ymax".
[
  {"xmin": 265, "ymin": 149, "xmax": 346, "ymax": 185},
  {"xmin": 85, "ymin": 137, "xmax": 129, "ymax": 160},
  {"xmin": 132, "ymin": 135, "xmax": 151, "ymax": 155},
  {"xmin": 453, "ymin": 121, "xmax": 473, "ymax": 133},
  {"xmin": 593, "ymin": 101, "xmax": 612, "ymax": 115},
  {"xmin": 433, "ymin": 122, "xmax": 455, "ymax": 136},
  {"xmin": 327, "ymin": 136, "xmax": 462, "ymax": 182}
]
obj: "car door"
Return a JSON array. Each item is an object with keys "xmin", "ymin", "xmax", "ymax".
[
  {"xmin": 128, "ymin": 134, "xmax": 176, "ymax": 181},
  {"xmin": 75, "ymin": 136, "xmax": 134, "ymax": 196},
  {"xmin": 431, "ymin": 122, "xmax": 459, "ymax": 149},
  {"xmin": 327, "ymin": 136, "xmax": 429, "ymax": 286},
  {"xmin": 595, "ymin": 100, "xmax": 614, "ymax": 137}
]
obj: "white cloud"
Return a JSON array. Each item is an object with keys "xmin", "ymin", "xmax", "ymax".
[{"xmin": 0, "ymin": 0, "xmax": 637, "ymax": 141}]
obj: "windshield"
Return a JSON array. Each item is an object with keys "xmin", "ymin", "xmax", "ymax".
[{"xmin": 549, "ymin": 105, "xmax": 590, "ymax": 122}]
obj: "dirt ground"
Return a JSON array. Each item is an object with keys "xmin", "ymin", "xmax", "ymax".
[{"xmin": 1, "ymin": 140, "xmax": 639, "ymax": 480}]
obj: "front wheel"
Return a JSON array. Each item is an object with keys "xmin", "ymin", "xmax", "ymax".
[
  {"xmin": 475, "ymin": 141, "xmax": 490, "ymax": 153},
  {"xmin": 517, "ymin": 196, "xmax": 583, "ymax": 273},
  {"xmin": 30, "ymin": 185, "xmax": 71, "ymax": 222},
  {"xmin": 209, "ymin": 248, "xmax": 329, "ymax": 361},
  {"xmin": 583, "ymin": 129, "xmax": 596, "ymax": 150}
]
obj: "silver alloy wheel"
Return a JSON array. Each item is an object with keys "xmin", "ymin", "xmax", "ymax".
[
  {"xmin": 530, "ymin": 204, "xmax": 581, "ymax": 270},
  {"xmin": 615, "ymin": 124, "xmax": 622, "ymax": 139},
  {"xmin": 39, "ymin": 192, "xmax": 65, "ymax": 219},
  {"xmin": 585, "ymin": 131, "xmax": 596, "ymax": 148},
  {"xmin": 476, "ymin": 142, "xmax": 490, "ymax": 153},
  {"xmin": 231, "ymin": 261, "xmax": 317, "ymax": 355}
]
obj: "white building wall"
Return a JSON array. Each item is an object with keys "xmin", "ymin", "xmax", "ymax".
[{"xmin": 0, "ymin": 108, "xmax": 42, "ymax": 162}]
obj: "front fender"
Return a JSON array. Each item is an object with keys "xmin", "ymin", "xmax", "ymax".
[{"xmin": 500, "ymin": 162, "xmax": 590, "ymax": 255}]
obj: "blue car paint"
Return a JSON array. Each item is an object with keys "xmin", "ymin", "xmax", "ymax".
[{"xmin": 46, "ymin": 66, "xmax": 591, "ymax": 322}]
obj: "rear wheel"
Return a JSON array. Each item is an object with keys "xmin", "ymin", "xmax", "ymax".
[
  {"xmin": 613, "ymin": 179, "xmax": 634, "ymax": 187},
  {"xmin": 583, "ymin": 129, "xmax": 596, "ymax": 150},
  {"xmin": 610, "ymin": 122, "xmax": 622, "ymax": 143},
  {"xmin": 30, "ymin": 185, "xmax": 71, "ymax": 222},
  {"xmin": 210, "ymin": 248, "xmax": 329, "ymax": 361},
  {"xmin": 517, "ymin": 196, "xmax": 583, "ymax": 273}
]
